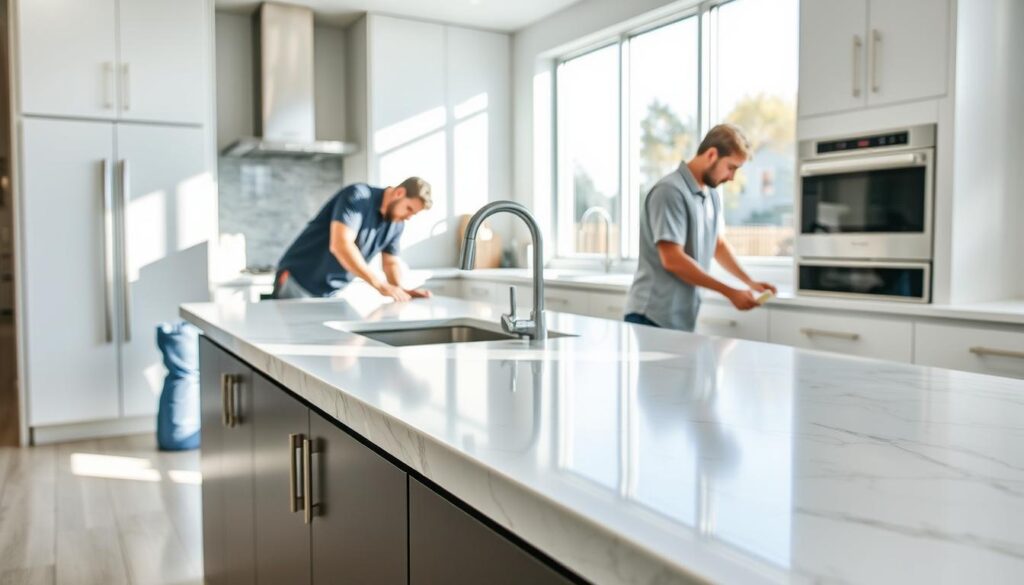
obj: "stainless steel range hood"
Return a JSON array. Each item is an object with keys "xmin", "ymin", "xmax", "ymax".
[{"xmin": 222, "ymin": 2, "xmax": 356, "ymax": 158}]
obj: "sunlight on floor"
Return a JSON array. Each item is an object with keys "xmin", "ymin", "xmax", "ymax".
[{"xmin": 70, "ymin": 452, "xmax": 201, "ymax": 484}]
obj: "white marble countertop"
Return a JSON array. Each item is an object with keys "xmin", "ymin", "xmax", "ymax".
[{"xmin": 182, "ymin": 294, "xmax": 1024, "ymax": 585}]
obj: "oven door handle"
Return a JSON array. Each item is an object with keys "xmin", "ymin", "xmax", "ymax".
[{"xmin": 800, "ymin": 152, "xmax": 924, "ymax": 177}]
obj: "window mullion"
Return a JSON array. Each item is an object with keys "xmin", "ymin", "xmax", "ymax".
[{"xmin": 618, "ymin": 35, "xmax": 630, "ymax": 261}]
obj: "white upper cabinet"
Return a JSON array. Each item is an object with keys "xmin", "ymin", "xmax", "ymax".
[
  {"xmin": 118, "ymin": 0, "xmax": 209, "ymax": 124},
  {"xmin": 798, "ymin": 0, "xmax": 950, "ymax": 117},
  {"xmin": 18, "ymin": 0, "xmax": 120, "ymax": 119},
  {"xmin": 798, "ymin": 0, "xmax": 867, "ymax": 117},
  {"xmin": 866, "ymin": 0, "xmax": 949, "ymax": 107},
  {"xmin": 16, "ymin": 0, "xmax": 209, "ymax": 125}
]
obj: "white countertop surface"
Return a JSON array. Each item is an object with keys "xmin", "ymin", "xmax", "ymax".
[{"xmin": 182, "ymin": 294, "xmax": 1024, "ymax": 585}]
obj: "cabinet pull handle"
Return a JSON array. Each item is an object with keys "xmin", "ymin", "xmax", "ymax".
[
  {"xmin": 228, "ymin": 375, "xmax": 239, "ymax": 428},
  {"xmin": 800, "ymin": 327, "xmax": 860, "ymax": 341},
  {"xmin": 220, "ymin": 374, "xmax": 231, "ymax": 427},
  {"xmin": 302, "ymin": 437, "xmax": 314, "ymax": 524},
  {"xmin": 103, "ymin": 62, "xmax": 114, "ymax": 109},
  {"xmin": 100, "ymin": 160, "xmax": 115, "ymax": 343},
  {"xmin": 852, "ymin": 35, "xmax": 863, "ymax": 97},
  {"xmin": 121, "ymin": 63, "xmax": 131, "ymax": 111},
  {"xmin": 118, "ymin": 160, "xmax": 132, "ymax": 342},
  {"xmin": 289, "ymin": 433, "xmax": 303, "ymax": 513},
  {"xmin": 869, "ymin": 29, "xmax": 881, "ymax": 93},
  {"xmin": 701, "ymin": 317, "xmax": 737, "ymax": 327},
  {"xmin": 970, "ymin": 346, "xmax": 1024, "ymax": 360}
]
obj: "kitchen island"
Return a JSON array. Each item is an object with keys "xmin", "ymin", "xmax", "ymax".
[{"xmin": 182, "ymin": 294, "xmax": 1024, "ymax": 584}]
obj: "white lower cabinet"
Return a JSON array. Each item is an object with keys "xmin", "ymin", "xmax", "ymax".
[
  {"xmin": 419, "ymin": 277, "xmax": 462, "ymax": 298},
  {"xmin": 770, "ymin": 308, "xmax": 913, "ymax": 362},
  {"xmin": 461, "ymin": 281, "xmax": 502, "ymax": 305},
  {"xmin": 914, "ymin": 322, "xmax": 1024, "ymax": 380},
  {"xmin": 696, "ymin": 302, "xmax": 769, "ymax": 342},
  {"xmin": 544, "ymin": 287, "xmax": 587, "ymax": 316},
  {"xmin": 589, "ymin": 292, "xmax": 626, "ymax": 321}
]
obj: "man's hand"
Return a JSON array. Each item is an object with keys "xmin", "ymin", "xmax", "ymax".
[
  {"xmin": 748, "ymin": 281, "xmax": 778, "ymax": 296},
  {"xmin": 376, "ymin": 282, "xmax": 412, "ymax": 302},
  {"xmin": 724, "ymin": 288, "xmax": 758, "ymax": 311},
  {"xmin": 405, "ymin": 288, "xmax": 432, "ymax": 299}
]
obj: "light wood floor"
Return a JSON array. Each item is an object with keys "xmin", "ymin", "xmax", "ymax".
[{"xmin": 0, "ymin": 434, "xmax": 203, "ymax": 585}]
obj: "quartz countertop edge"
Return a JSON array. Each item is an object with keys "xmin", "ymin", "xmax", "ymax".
[{"xmin": 180, "ymin": 303, "xmax": 749, "ymax": 585}]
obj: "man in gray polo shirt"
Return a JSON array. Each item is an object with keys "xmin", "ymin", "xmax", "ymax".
[{"xmin": 624, "ymin": 124, "xmax": 777, "ymax": 331}]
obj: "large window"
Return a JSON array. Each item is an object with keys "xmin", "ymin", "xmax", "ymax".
[{"xmin": 555, "ymin": 0, "xmax": 798, "ymax": 259}]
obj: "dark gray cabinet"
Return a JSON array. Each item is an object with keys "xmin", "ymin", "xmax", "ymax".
[
  {"xmin": 310, "ymin": 414, "xmax": 408, "ymax": 584},
  {"xmin": 200, "ymin": 336, "xmax": 580, "ymax": 585},
  {"xmin": 199, "ymin": 337, "xmax": 256, "ymax": 585},
  {"xmin": 252, "ymin": 373, "xmax": 311, "ymax": 585},
  {"xmin": 409, "ymin": 479, "xmax": 574, "ymax": 585}
]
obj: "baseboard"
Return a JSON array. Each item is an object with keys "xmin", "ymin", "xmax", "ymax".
[{"xmin": 30, "ymin": 415, "xmax": 155, "ymax": 445}]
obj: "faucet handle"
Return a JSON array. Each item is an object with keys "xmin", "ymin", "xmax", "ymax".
[{"xmin": 507, "ymin": 285, "xmax": 518, "ymax": 320}]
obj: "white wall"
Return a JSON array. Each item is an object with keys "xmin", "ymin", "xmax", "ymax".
[
  {"xmin": 357, "ymin": 15, "xmax": 512, "ymax": 268},
  {"xmin": 511, "ymin": 0, "xmax": 692, "ymax": 260},
  {"xmin": 947, "ymin": 0, "xmax": 1024, "ymax": 303},
  {"xmin": 214, "ymin": 11, "xmax": 347, "ymax": 149}
]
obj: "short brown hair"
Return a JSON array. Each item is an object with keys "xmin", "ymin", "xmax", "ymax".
[
  {"xmin": 398, "ymin": 177, "xmax": 432, "ymax": 210},
  {"xmin": 696, "ymin": 124, "xmax": 752, "ymax": 160}
]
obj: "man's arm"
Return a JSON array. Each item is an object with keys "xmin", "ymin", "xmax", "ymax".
[
  {"xmin": 714, "ymin": 236, "xmax": 778, "ymax": 295},
  {"xmin": 329, "ymin": 221, "xmax": 410, "ymax": 301},
  {"xmin": 657, "ymin": 241, "xmax": 757, "ymax": 310},
  {"xmin": 381, "ymin": 253, "xmax": 431, "ymax": 298}
]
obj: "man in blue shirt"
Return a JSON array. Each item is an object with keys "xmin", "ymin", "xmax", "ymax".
[{"xmin": 273, "ymin": 177, "xmax": 433, "ymax": 301}]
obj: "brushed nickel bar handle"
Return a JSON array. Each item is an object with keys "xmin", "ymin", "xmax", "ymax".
[
  {"xmin": 852, "ymin": 35, "xmax": 863, "ymax": 97},
  {"xmin": 970, "ymin": 346, "xmax": 1024, "ymax": 360},
  {"xmin": 288, "ymin": 433, "xmax": 302, "ymax": 513},
  {"xmin": 228, "ymin": 375, "xmax": 239, "ymax": 428},
  {"xmin": 302, "ymin": 437, "xmax": 313, "ymax": 524},
  {"xmin": 220, "ymin": 374, "xmax": 230, "ymax": 427},
  {"xmin": 801, "ymin": 327, "xmax": 860, "ymax": 341},
  {"xmin": 870, "ymin": 29, "xmax": 881, "ymax": 93},
  {"xmin": 701, "ymin": 317, "xmax": 738, "ymax": 327},
  {"xmin": 119, "ymin": 159, "xmax": 131, "ymax": 342},
  {"xmin": 100, "ymin": 160, "xmax": 115, "ymax": 343},
  {"xmin": 121, "ymin": 63, "xmax": 131, "ymax": 111}
]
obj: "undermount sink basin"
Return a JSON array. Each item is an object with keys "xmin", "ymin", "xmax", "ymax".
[{"xmin": 326, "ymin": 318, "xmax": 574, "ymax": 347}]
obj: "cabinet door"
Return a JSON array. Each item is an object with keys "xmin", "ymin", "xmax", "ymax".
[
  {"xmin": 797, "ymin": 0, "xmax": 867, "ymax": 117},
  {"xmin": 220, "ymin": 352, "xmax": 256, "ymax": 585},
  {"xmin": 17, "ymin": 0, "xmax": 119, "ymax": 119},
  {"xmin": 118, "ymin": 0, "xmax": 209, "ymax": 124},
  {"xmin": 914, "ymin": 322, "xmax": 1024, "ymax": 379},
  {"xmin": 409, "ymin": 479, "xmax": 573, "ymax": 585},
  {"xmin": 695, "ymin": 302, "xmax": 769, "ymax": 342},
  {"xmin": 116, "ymin": 123, "xmax": 215, "ymax": 417},
  {"xmin": 198, "ymin": 337, "xmax": 226, "ymax": 585},
  {"xmin": 253, "ymin": 374, "xmax": 311, "ymax": 585},
  {"xmin": 769, "ymin": 308, "xmax": 913, "ymax": 362},
  {"xmin": 310, "ymin": 414, "xmax": 407, "ymax": 584},
  {"xmin": 21, "ymin": 118, "xmax": 120, "ymax": 425},
  {"xmin": 866, "ymin": 0, "xmax": 949, "ymax": 106}
]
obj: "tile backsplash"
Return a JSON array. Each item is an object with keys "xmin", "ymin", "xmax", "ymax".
[{"xmin": 218, "ymin": 155, "xmax": 345, "ymax": 270}]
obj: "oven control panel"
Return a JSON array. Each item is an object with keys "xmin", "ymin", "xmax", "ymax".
[{"xmin": 816, "ymin": 131, "xmax": 909, "ymax": 154}]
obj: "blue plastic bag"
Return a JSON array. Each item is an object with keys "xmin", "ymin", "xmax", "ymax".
[{"xmin": 156, "ymin": 321, "xmax": 201, "ymax": 450}]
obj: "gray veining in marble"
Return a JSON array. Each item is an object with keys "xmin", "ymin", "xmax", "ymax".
[
  {"xmin": 182, "ymin": 293, "xmax": 1024, "ymax": 585},
  {"xmin": 218, "ymin": 155, "xmax": 345, "ymax": 268}
]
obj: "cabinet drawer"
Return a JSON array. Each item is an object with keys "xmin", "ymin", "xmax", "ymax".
[
  {"xmin": 769, "ymin": 308, "xmax": 913, "ymax": 362},
  {"xmin": 544, "ymin": 287, "xmax": 586, "ymax": 316},
  {"xmin": 589, "ymin": 292, "xmax": 626, "ymax": 321},
  {"xmin": 696, "ymin": 303, "xmax": 769, "ymax": 342},
  {"xmin": 914, "ymin": 322, "xmax": 1024, "ymax": 379},
  {"xmin": 462, "ymin": 281, "xmax": 501, "ymax": 304},
  {"xmin": 421, "ymin": 278, "xmax": 462, "ymax": 298}
]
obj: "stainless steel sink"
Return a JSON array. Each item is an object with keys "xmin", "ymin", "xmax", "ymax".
[
  {"xmin": 329, "ymin": 318, "xmax": 573, "ymax": 347},
  {"xmin": 358, "ymin": 324, "xmax": 518, "ymax": 346}
]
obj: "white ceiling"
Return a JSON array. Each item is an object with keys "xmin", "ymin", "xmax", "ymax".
[{"xmin": 214, "ymin": 0, "xmax": 583, "ymax": 31}]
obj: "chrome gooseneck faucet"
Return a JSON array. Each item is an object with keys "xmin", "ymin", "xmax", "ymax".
[
  {"xmin": 459, "ymin": 201, "xmax": 546, "ymax": 341},
  {"xmin": 580, "ymin": 206, "xmax": 615, "ymax": 272}
]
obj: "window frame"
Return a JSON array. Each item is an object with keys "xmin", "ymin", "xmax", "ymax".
[{"xmin": 551, "ymin": 0, "xmax": 795, "ymax": 266}]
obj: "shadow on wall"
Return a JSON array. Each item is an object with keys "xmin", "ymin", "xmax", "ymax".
[{"xmin": 375, "ymin": 93, "xmax": 492, "ymax": 268}]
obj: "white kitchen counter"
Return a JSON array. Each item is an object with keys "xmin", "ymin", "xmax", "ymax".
[{"xmin": 182, "ymin": 294, "xmax": 1024, "ymax": 585}]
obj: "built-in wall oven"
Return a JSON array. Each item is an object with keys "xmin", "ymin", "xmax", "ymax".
[{"xmin": 796, "ymin": 124, "xmax": 935, "ymax": 302}]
